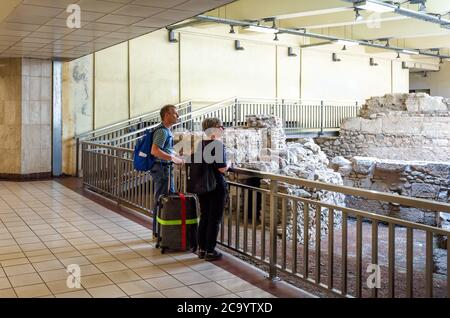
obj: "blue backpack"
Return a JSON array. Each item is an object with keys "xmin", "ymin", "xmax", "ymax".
[{"xmin": 133, "ymin": 126, "xmax": 165, "ymax": 172}]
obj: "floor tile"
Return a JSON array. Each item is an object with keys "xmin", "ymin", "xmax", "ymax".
[
  {"xmin": 160, "ymin": 286, "xmax": 202, "ymax": 298},
  {"xmin": 129, "ymin": 290, "xmax": 165, "ymax": 298},
  {"xmin": 87, "ymin": 284, "xmax": 127, "ymax": 298},
  {"xmin": 9, "ymin": 272, "xmax": 43, "ymax": 287},
  {"xmin": 4, "ymin": 264, "xmax": 36, "ymax": 276},
  {"xmin": 236, "ymin": 289, "xmax": 275, "ymax": 298},
  {"xmin": 105, "ymin": 269, "xmax": 141, "ymax": 284},
  {"xmin": 190, "ymin": 282, "xmax": 231, "ymax": 298},
  {"xmin": 216, "ymin": 278, "xmax": 257, "ymax": 293},
  {"xmin": 0, "ymin": 288, "xmax": 17, "ymax": 298},
  {"xmin": 117, "ymin": 280, "xmax": 156, "ymax": 296},
  {"xmin": 133, "ymin": 266, "xmax": 167, "ymax": 279},
  {"xmin": 54, "ymin": 290, "xmax": 92, "ymax": 298},
  {"xmin": 81, "ymin": 273, "xmax": 113, "ymax": 289},
  {"xmin": 0, "ymin": 277, "xmax": 12, "ymax": 289},
  {"xmin": 173, "ymin": 271, "xmax": 210, "ymax": 285},
  {"xmin": 32, "ymin": 260, "xmax": 65, "ymax": 272},
  {"xmin": 14, "ymin": 283, "xmax": 52, "ymax": 298},
  {"xmin": 146, "ymin": 275, "xmax": 184, "ymax": 290},
  {"xmin": 94, "ymin": 261, "xmax": 127, "ymax": 273}
]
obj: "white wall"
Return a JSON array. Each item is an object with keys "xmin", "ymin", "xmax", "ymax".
[
  {"xmin": 300, "ymin": 48, "xmax": 407, "ymax": 102},
  {"xmin": 410, "ymin": 61, "xmax": 450, "ymax": 98}
]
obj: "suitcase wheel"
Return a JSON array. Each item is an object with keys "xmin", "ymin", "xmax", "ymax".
[{"xmin": 161, "ymin": 247, "xmax": 166, "ymax": 254}]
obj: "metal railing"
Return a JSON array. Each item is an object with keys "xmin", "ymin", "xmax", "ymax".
[
  {"xmin": 98, "ymin": 97, "xmax": 361, "ymax": 150},
  {"xmin": 81, "ymin": 140, "xmax": 450, "ymax": 298},
  {"xmin": 75, "ymin": 100, "xmax": 193, "ymax": 176}
]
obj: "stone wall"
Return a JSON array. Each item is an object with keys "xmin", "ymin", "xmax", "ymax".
[
  {"xmin": 315, "ymin": 93, "xmax": 450, "ymax": 161},
  {"xmin": 331, "ymin": 156, "xmax": 449, "ymax": 228},
  {"xmin": 316, "ymin": 114, "xmax": 450, "ymax": 161}
]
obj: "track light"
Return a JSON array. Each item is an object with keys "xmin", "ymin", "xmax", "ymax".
[
  {"xmin": 229, "ymin": 25, "xmax": 235, "ymax": 34},
  {"xmin": 287, "ymin": 47, "xmax": 297, "ymax": 57},
  {"xmin": 342, "ymin": 45, "xmax": 347, "ymax": 51},
  {"xmin": 396, "ymin": 52, "xmax": 401, "ymax": 58},
  {"xmin": 234, "ymin": 39, "xmax": 244, "ymax": 50},
  {"xmin": 332, "ymin": 52, "xmax": 341, "ymax": 62},
  {"xmin": 370, "ymin": 57, "xmax": 378, "ymax": 66},
  {"xmin": 273, "ymin": 33, "xmax": 279, "ymax": 41},
  {"xmin": 168, "ymin": 30, "xmax": 178, "ymax": 43},
  {"xmin": 418, "ymin": 3, "xmax": 426, "ymax": 12},
  {"xmin": 440, "ymin": 58, "xmax": 444, "ymax": 64},
  {"xmin": 354, "ymin": 8, "xmax": 364, "ymax": 21}
]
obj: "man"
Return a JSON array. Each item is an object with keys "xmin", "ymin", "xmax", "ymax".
[{"xmin": 151, "ymin": 104, "xmax": 184, "ymax": 237}]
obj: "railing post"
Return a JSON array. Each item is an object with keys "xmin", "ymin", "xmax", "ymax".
[
  {"xmin": 269, "ymin": 179, "xmax": 279, "ymax": 281},
  {"xmin": 76, "ymin": 137, "xmax": 80, "ymax": 177},
  {"xmin": 233, "ymin": 98, "xmax": 239, "ymax": 126},
  {"xmin": 319, "ymin": 100, "xmax": 324, "ymax": 136},
  {"xmin": 281, "ymin": 99, "xmax": 286, "ymax": 128},
  {"xmin": 355, "ymin": 101, "xmax": 359, "ymax": 117},
  {"xmin": 116, "ymin": 149, "xmax": 123, "ymax": 202}
]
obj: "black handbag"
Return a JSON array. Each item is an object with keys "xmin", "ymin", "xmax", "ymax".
[{"xmin": 186, "ymin": 142, "xmax": 217, "ymax": 194}]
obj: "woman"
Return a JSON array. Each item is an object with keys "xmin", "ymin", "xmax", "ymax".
[{"xmin": 197, "ymin": 118, "xmax": 230, "ymax": 261}]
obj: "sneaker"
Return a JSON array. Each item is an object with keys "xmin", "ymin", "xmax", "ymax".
[
  {"xmin": 198, "ymin": 250, "xmax": 206, "ymax": 259},
  {"xmin": 205, "ymin": 250, "xmax": 222, "ymax": 261}
]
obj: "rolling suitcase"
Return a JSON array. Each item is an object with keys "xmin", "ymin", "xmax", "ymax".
[{"xmin": 155, "ymin": 192, "xmax": 199, "ymax": 254}]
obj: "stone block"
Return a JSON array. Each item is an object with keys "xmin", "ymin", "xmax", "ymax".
[
  {"xmin": 375, "ymin": 160, "xmax": 406, "ymax": 173},
  {"xmin": 341, "ymin": 117, "xmax": 361, "ymax": 131},
  {"xmin": 360, "ymin": 118, "xmax": 381, "ymax": 134},
  {"xmin": 351, "ymin": 156, "xmax": 377, "ymax": 175},
  {"xmin": 405, "ymin": 94, "xmax": 447, "ymax": 112},
  {"xmin": 411, "ymin": 183, "xmax": 440, "ymax": 199}
]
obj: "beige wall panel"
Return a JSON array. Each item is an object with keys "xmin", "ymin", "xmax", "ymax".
[
  {"xmin": 410, "ymin": 61, "xmax": 450, "ymax": 98},
  {"xmin": 95, "ymin": 43, "xmax": 128, "ymax": 128},
  {"xmin": 0, "ymin": 58, "xmax": 21, "ymax": 174},
  {"xmin": 180, "ymin": 33, "xmax": 276, "ymax": 103},
  {"xmin": 62, "ymin": 55, "xmax": 94, "ymax": 175},
  {"xmin": 300, "ymin": 49, "xmax": 392, "ymax": 103},
  {"xmin": 276, "ymin": 46, "xmax": 300, "ymax": 99},
  {"xmin": 392, "ymin": 60, "xmax": 409, "ymax": 93},
  {"xmin": 130, "ymin": 30, "xmax": 180, "ymax": 117}
]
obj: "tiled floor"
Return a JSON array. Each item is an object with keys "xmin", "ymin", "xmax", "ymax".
[{"xmin": 0, "ymin": 181, "xmax": 276, "ymax": 298}]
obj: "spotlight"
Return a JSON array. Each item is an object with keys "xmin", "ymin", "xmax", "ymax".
[
  {"xmin": 273, "ymin": 33, "xmax": 279, "ymax": 41},
  {"xmin": 354, "ymin": 8, "xmax": 364, "ymax": 21},
  {"xmin": 418, "ymin": 3, "xmax": 426, "ymax": 12},
  {"xmin": 229, "ymin": 25, "xmax": 235, "ymax": 34},
  {"xmin": 342, "ymin": 45, "xmax": 347, "ymax": 51},
  {"xmin": 332, "ymin": 53, "xmax": 341, "ymax": 62},
  {"xmin": 396, "ymin": 52, "xmax": 401, "ymax": 58}
]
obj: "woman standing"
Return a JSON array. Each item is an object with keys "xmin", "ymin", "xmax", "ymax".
[{"xmin": 197, "ymin": 118, "xmax": 230, "ymax": 261}]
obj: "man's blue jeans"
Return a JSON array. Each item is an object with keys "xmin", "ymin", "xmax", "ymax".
[{"xmin": 150, "ymin": 163, "xmax": 175, "ymax": 237}]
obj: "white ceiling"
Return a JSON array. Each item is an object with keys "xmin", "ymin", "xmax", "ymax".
[{"xmin": 0, "ymin": 0, "xmax": 235, "ymax": 60}]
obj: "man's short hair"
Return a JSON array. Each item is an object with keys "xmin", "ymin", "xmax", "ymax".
[{"xmin": 160, "ymin": 104, "xmax": 176, "ymax": 120}]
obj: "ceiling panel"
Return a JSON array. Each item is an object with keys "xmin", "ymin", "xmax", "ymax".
[{"xmin": 0, "ymin": 0, "xmax": 236, "ymax": 61}]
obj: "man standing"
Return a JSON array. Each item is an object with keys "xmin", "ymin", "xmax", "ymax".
[{"xmin": 151, "ymin": 104, "xmax": 184, "ymax": 237}]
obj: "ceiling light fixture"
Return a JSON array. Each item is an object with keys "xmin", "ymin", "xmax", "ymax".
[
  {"xmin": 336, "ymin": 39, "xmax": 359, "ymax": 46},
  {"xmin": 273, "ymin": 33, "xmax": 279, "ymax": 41},
  {"xmin": 234, "ymin": 40, "xmax": 244, "ymax": 50},
  {"xmin": 332, "ymin": 52, "xmax": 341, "ymax": 62},
  {"xmin": 342, "ymin": 45, "xmax": 347, "ymax": 51},
  {"xmin": 370, "ymin": 57, "xmax": 379, "ymax": 66},
  {"xmin": 229, "ymin": 25, "xmax": 235, "ymax": 34},
  {"xmin": 402, "ymin": 49, "xmax": 420, "ymax": 55},
  {"xmin": 396, "ymin": 51, "xmax": 401, "ymax": 58},
  {"xmin": 354, "ymin": 0, "xmax": 395, "ymax": 13},
  {"xmin": 288, "ymin": 47, "xmax": 297, "ymax": 57},
  {"xmin": 354, "ymin": 8, "xmax": 364, "ymax": 21},
  {"xmin": 243, "ymin": 25, "xmax": 279, "ymax": 34}
]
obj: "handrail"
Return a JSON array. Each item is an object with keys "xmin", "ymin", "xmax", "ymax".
[
  {"xmin": 76, "ymin": 100, "xmax": 193, "ymax": 140},
  {"xmin": 107, "ymin": 96, "xmax": 238, "ymax": 143}
]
